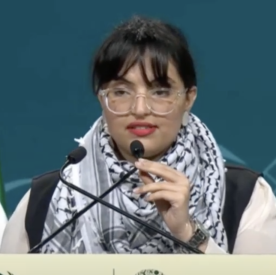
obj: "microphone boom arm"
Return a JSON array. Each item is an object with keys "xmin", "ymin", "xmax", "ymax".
[
  {"xmin": 60, "ymin": 170, "xmax": 202, "ymax": 254},
  {"xmin": 29, "ymin": 141, "xmax": 202, "ymax": 254},
  {"xmin": 28, "ymin": 163, "xmax": 138, "ymax": 253},
  {"xmin": 29, "ymin": 161, "xmax": 202, "ymax": 254}
]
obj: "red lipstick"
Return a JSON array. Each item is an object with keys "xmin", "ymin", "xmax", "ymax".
[{"xmin": 127, "ymin": 121, "xmax": 157, "ymax": 137}]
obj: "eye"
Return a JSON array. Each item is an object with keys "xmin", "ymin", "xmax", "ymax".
[
  {"xmin": 151, "ymin": 88, "xmax": 172, "ymax": 97},
  {"xmin": 112, "ymin": 89, "xmax": 132, "ymax": 97}
]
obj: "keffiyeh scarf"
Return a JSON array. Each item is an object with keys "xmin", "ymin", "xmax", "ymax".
[{"xmin": 41, "ymin": 113, "xmax": 227, "ymax": 253}]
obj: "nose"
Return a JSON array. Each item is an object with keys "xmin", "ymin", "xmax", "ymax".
[{"xmin": 131, "ymin": 94, "xmax": 151, "ymax": 116}]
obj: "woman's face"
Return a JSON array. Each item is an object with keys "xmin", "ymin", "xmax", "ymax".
[{"xmin": 98, "ymin": 59, "xmax": 197, "ymax": 162}]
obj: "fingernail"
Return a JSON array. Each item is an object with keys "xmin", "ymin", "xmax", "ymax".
[
  {"xmin": 135, "ymin": 161, "xmax": 141, "ymax": 167},
  {"xmin": 144, "ymin": 196, "xmax": 149, "ymax": 201},
  {"xmin": 138, "ymin": 158, "xmax": 146, "ymax": 163},
  {"xmin": 133, "ymin": 188, "xmax": 140, "ymax": 193}
]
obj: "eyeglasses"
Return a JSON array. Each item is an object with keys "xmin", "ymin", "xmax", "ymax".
[{"xmin": 99, "ymin": 87, "xmax": 184, "ymax": 115}]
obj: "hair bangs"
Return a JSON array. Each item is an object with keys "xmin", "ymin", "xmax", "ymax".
[
  {"xmin": 92, "ymin": 38, "xmax": 139, "ymax": 92},
  {"xmin": 93, "ymin": 39, "xmax": 173, "ymax": 92},
  {"xmin": 146, "ymin": 43, "xmax": 171, "ymax": 87}
]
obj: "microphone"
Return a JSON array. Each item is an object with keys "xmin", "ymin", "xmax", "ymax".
[
  {"xmin": 29, "ymin": 140, "xmax": 202, "ymax": 254},
  {"xmin": 67, "ymin": 146, "xmax": 87, "ymax": 164},
  {"xmin": 130, "ymin": 140, "xmax": 144, "ymax": 158}
]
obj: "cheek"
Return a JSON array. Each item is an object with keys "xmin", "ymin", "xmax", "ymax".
[
  {"xmin": 104, "ymin": 113, "xmax": 125, "ymax": 136},
  {"xmin": 103, "ymin": 109, "xmax": 116, "ymax": 125},
  {"xmin": 162, "ymin": 119, "xmax": 182, "ymax": 140},
  {"xmin": 164, "ymin": 110, "xmax": 185, "ymax": 129}
]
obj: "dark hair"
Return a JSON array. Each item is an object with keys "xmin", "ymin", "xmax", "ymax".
[{"xmin": 92, "ymin": 16, "xmax": 196, "ymax": 94}]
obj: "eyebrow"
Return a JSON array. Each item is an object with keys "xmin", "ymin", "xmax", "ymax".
[
  {"xmin": 111, "ymin": 77, "xmax": 133, "ymax": 85},
  {"xmin": 114, "ymin": 76, "xmax": 131, "ymax": 82},
  {"xmin": 150, "ymin": 78, "xmax": 177, "ymax": 88},
  {"xmin": 112, "ymin": 76, "xmax": 177, "ymax": 87},
  {"xmin": 167, "ymin": 77, "xmax": 177, "ymax": 84}
]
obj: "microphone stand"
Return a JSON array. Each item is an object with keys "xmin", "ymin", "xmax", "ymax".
[
  {"xmin": 29, "ymin": 162, "xmax": 203, "ymax": 254},
  {"xmin": 29, "ymin": 161, "xmax": 137, "ymax": 253}
]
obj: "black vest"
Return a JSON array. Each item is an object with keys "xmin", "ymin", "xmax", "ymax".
[{"xmin": 25, "ymin": 164, "xmax": 262, "ymax": 253}]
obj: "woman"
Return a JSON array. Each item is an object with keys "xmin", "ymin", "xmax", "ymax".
[{"xmin": 1, "ymin": 16, "xmax": 276, "ymax": 254}]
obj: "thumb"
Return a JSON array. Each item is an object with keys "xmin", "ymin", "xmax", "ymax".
[{"xmin": 139, "ymin": 170, "xmax": 153, "ymax": 185}]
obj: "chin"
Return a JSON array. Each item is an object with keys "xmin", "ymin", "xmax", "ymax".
[{"xmin": 138, "ymin": 142, "xmax": 165, "ymax": 160}]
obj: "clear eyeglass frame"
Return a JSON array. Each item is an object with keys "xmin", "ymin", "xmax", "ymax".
[{"xmin": 99, "ymin": 87, "xmax": 186, "ymax": 115}]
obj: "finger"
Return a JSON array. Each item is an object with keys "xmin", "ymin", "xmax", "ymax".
[
  {"xmin": 135, "ymin": 159, "xmax": 186, "ymax": 183},
  {"xmin": 134, "ymin": 182, "xmax": 182, "ymax": 194},
  {"xmin": 146, "ymin": 190, "xmax": 186, "ymax": 207},
  {"xmin": 139, "ymin": 170, "xmax": 153, "ymax": 185}
]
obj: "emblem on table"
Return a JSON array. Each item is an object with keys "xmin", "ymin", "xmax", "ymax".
[{"xmin": 135, "ymin": 270, "xmax": 165, "ymax": 275}]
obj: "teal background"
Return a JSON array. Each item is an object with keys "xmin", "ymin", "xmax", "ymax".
[{"xmin": 1, "ymin": 0, "xmax": 276, "ymax": 216}]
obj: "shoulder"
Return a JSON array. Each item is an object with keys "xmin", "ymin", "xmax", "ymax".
[
  {"xmin": 251, "ymin": 177, "xmax": 275, "ymax": 203},
  {"xmin": 11, "ymin": 189, "xmax": 30, "ymax": 216},
  {"xmin": 242, "ymin": 177, "xmax": 276, "ymax": 228},
  {"xmin": 232, "ymin": 177, "xmax": 276, "ymax": 253},
  {"xmin": 224, "ymin": 165, "xmax": 262, "ymax": 215},
  {"xmin": 0, "ymin": 203, "xmax": 7, "ymax": 246},
  {"xmin": 225, "ymin": 164, "xmax": 261, "ymax": 183},
  {"xmin": 0, "ymin": 190, "xmax": 30, "ymax": 253}
]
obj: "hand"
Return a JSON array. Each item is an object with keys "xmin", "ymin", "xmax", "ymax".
[{"xmin": 134, "ymin": 158, "xmax": 194, "ymax": 242}]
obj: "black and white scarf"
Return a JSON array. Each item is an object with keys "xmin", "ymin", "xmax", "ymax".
[{"xmin": 41, "ymin": 113, "xmax": 227, "ymax": 253}]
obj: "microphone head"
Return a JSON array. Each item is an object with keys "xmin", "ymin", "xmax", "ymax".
[
  {"xmin": 130, "ymin": 140, "xmax": 145, "ymax": 159},
  {"xmin": 67, "ymin": 146, "xmax": 87, "ymax": 164}
]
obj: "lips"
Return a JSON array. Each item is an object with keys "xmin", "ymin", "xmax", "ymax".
[
  {"xmin": 127, "ymin": 122, "xmax": 156, "ymax": 129},
  {"xmin": 127, "ymin": 122, "xmax": 157, "ymax": 137}
]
